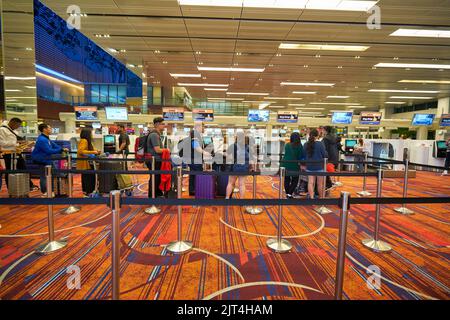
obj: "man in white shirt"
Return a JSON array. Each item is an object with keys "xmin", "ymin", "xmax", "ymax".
[{"xmin": 0, "ymin": 118, "xmax": 35, "ymax": 189}]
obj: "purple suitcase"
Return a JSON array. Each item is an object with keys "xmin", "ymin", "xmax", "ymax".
[{"xmin": 195, "ymin": 173, "xmax": 216, "ymax": 199}]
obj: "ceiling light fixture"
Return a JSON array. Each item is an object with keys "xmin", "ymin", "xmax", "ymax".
[
  {"xmin": 292, "ymin": 91, "xmax": 316, "ymax": 94},
  {"xmin": 398, "ymin": 79, "xmax": 450, "ymax": 84},
  {"xmin": 374, "ymin": 63, "xmax": 450, "ymax": 70},
  {"xmin": 226, "ymin": 92, "xmax": 269, "ymax": 96},
  {"xmin": 390, "ymin": 28, "xmax": 450, "ymax": 38},
  {"xmin": 208, "ymin": 97, "xmax": 244, "ymax": 101},
  {"xmin": 280, "ymin": 43, "xmax": 370, "ymax": 51},
  {"xmin": 327, "ymin": 96, "xmax": 350, "ymax": 98},
  {"xmin": 281, "ymin": 82, "xmax": 334, "ymax": 86},
  {"xmin": 310, "ymin": 102, "xmax": 361, "ymax": 105},
  {"xmin": 178, "ymin": 0, "xmax": 378, "ymax": 12},
  {"xmin": 5, "ymin": 76, "xmax": 36, "ymax": 80},
  {"xmin": 178, "ymin": 83, "xmax": 229, "ymax": 87},
  {"xmin": 368, "ymin": 89, "xmax": 440, "ymax": 93},
  {"xmin": 198, "ymin": 66, "xmax": 265, "ymax": 72},
  {"xmin": 389, "ymin": 96, "xmax": 433, "ymax": 99},
  {"xmin": 385, "ymin": 102, "xmax": 406, "ymax": 104},
  {"xmin": 170, "ymin": 73, "xmax": 202, "ymax": 78},
  {"xmin": 264, "ymin": 97, "xmax": 304, "ymax": 100},
  {"xmin": 204, "ymin": 88, "xmax": 228, "ymax": 91}
]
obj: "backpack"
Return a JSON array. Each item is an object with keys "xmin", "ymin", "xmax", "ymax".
[{"xmin": 135, "ymin": 131, "xmax": 155, "ymax": 162}]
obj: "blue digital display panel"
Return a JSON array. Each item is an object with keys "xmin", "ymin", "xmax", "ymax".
[
  {"xmin": 332, "ymin": 112, "xmax": 353, "ymax": 124},
  {"xmin": 440, "ymin": 114, "xmax": 450, "ymax": 127},
  {"xmin": 412, "ymin": 114, "xmax": 435, "ymax": 126},
  {"xmin": 34, "ymin": 0, "xmax": 142, "ymax": 97},
  {"xmin": 248, "ymin": 110, "xmax": 270, "ymax": 122}
]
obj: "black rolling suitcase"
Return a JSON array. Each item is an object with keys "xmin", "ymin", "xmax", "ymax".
[{"xmin": 98, "ymin": 160, "xmax": 120, "ymax": 193}]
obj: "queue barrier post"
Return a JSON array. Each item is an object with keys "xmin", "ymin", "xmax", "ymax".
[
  {"xmin": 315, "ymin": 158, "xmax": 333, "ymax": 215},
  {"xmin": 36, "ymin": 165, "xmax": 68, "ymax": 254},
  {"xmin": 62, "ymin": 153, "xmax": 80, "ymax": 215},
  {"xmin": 110, "ymin": 190, "xmax": 121, "ymax": 300},
  {"xmin": 145, "ymin": 157, "xmax": 161, "ymax": 215},
  {"xmin": 334, "ymin": 159, "xmax": 343, "ymax": 187},
  {"xmin": 266, "ymin": 167, "xmax": 292, "ymax": 253},
  {"xmin": 357, "ymin": 153, "xmax": 372, "ymax": 197},
  {"xmin": 166, "ymin": 166, "xmax": 193, "ymax": 254},
  {"xmin": 394, "ymin": 159, "xmax": 414, "ymax": 215},
  {"xmin": 245, "ymin": 169, "xmax": 263, "ymax": 215},
  {"xmin": 362, "ymin": 169, "xmax": 392, "ymax": 252},
  {"xmin": 334, "ymin": 191, "xmax": 350, "ymax": 300}
]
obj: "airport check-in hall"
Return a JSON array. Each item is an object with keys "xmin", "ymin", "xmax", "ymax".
[{"xmin": 0, "ymin": 0, "xmax": 449, "ymax": 304}]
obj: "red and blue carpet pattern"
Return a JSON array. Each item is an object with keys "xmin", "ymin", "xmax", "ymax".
[{"xmin": 0, "ymin": 169, "xmax": 449, "ymax": 300}]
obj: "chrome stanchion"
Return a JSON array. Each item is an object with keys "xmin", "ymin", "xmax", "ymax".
[
  {"xmin": 315, "ymin": 158, "xmax": 333, "ymax": 215},
  {"xmin": 357, "ymin": 153, "xmax": 372, "ymax": 197},
  {"xmin": 394, "ymin": 159, "xmax": 414, "ymax": 215},
  {"xmin": 145, "ymin": 157, "xmax": 161, "ymax": 215},
  {"xmin": 266, "ymin": 167, "xmax": 292, "ymax": 253},
  {"xmin": 245, "ymin": 171, "xmax": 263, "ymax": 215},
  {"xmin": 362, "ymin": 169, "xmax": 392, "ymax": 252},
  {"xmin": 36, "ymin": 165, "xmax": 68, "ymax": 254},
  {"xmin": 167, "ymin": 167, "xmax": 193, "ymax": 254},
  {"xmin": 334, "ymin": 159, "xmax": 343, "ymax": 187},
  {"xmin": 62, "ymin": 154, "xmax": 80, "ymax": 215},
  {"xmin": 110, "ymin": 190, "xmax": 121, "ymax": 300},
  {"xmin": 335, "ymin": 191, "xmax": 350, "ymax": 300}
]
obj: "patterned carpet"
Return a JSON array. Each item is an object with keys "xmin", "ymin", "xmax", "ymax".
[{"xmin": 0, "ymin": 167, "xmax": 449, "ymax": 300}]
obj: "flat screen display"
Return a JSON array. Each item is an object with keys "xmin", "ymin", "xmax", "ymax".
[
  {"xmin": 92, "ymin": 122, "xmax": 101, "ymax": 129},
  {"xmin": 440, "ymin": 114, "xmax": 450, "ymax": 127},
  {"xmin": 412, "ymin": 113, "xmax": 435, "ymax": 126},
  {"xmin": 192, "ymin": 109, "xmax": 214, "ymax": 122},
  {"xmin": 248, "ymin": 109, "xmax": 270, "ymax": 122},
  {"xmin": 105, "ymin": 107, "xmax": 128, "ymax": 121},
  {"xmin": 75, "ymin": 106, "xmax": 98, "ymax": 121},
  {"xmin": 332, "ymin": 112, "xmax": 353, "ymax": 125},
  {"xmin": 277, "ymin": 111, "xmax": 298, "ymax": 123},
  {"xmin": 163, "ymin": 108, "xmax": 185, "ymax": 121},
  {"xmin": 203, "ymin": 137, "xmax": 213, "ymax": 146},
  {"xmin": 437, "ymin": 141, "xmax": 447, "ymax": 149},
  {"xmin": 104, "ymin": 135, "xmax": 115, "ymax": 144},
  {"xmin": 345, "ymin": 139, "xmax": 357, "ymax": 148},
  {"xmin": 360, "ymin": 112, "xmax": 382, "ymax": 125}
]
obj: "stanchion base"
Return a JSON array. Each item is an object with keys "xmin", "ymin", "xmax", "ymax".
[
  {"xmin": 266, "ymin": 238, "xmax": 293, "ymax": 253},
  {"xmin": 362, "ymin": 238, "xmax": 392, "ymax": 252},
  {"xmin": 394, "ymin": 207, "xmax": 414, "ymax": 215},
  {"xmin": 334, "ymin": 182, "xmax": 343, "ymax": 187},
  {"xmin": 233, "ymin": 188, "xmax": 239, "ymax": 193},
  {"xmin": 144, "ymin": 206, "xmax": 161, "ymax": 215},
  {"xmin": 62, "ymin": 205, "xmax": 80, "ymax": 215},
  {"xmin": 357, "ymin": 191, "xmax": 372, "ymax": 197},
  {"xmin": 245, "ymin": 206, "xmax": 263, "ymax": 215},
  {"xmin": 166, "ymin": 241, "xmax": 193, "ymax": 254},
  {"xmin": 314, "ymin": 206, "xmax": 333, "ymax": 215},
  {"xmin": 36, "ymin": 240, "xmax": 68, "ymax": 254}
]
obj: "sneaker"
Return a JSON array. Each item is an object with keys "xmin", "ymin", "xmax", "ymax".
[
  {"xmin": 286, "ymin": 194, "xmax": 292, "ymax": 199},
  {"xmin": 442, "ymin": 170, "xmax": 448, "ymax": 176},
  {"xmin": 42, "ymin": 192, "xmax": 55, "ymax": 198}
]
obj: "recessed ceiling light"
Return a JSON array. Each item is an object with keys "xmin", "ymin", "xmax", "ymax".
[
  {"xmin": 208, "ymin": 97, "xmax": 244, "ymax": 101},
  {"xmin": 25, "ymin": 86, "xmax": 36, "ymax": 89},
  {"xmin": 25, "ymin": 47, "xmax": 33, "ymax": 51},
  {"xmin": 355, "ymin": 56, "xmax": 361, "ymax": 59},
  {"xmin": 374, "ymin": 63, "xmax": 450, "ymax": 70},
  {"xmin": 337, "ymin": 66, "xmax": 343, "ymax": 69},
  {"xmin": 327, "ymin": 96, "xmax": 350, "ymax": 99},
  {"xmin": 269, "ymin": 64, "xmax": 274, "ymax": 67},
  {"xmin": 204, "ymin": 88, "xmax": 228, "ymax": 91},
  {"xmin": 108, "ymin": 48, "xmax": 118, "ymax": 53},
  {"xmin": 227, "ymin": 92, "xmax": 269, "ymax": 96},
  {"xmin": 280, "ymin": 43, "xmax": 370, "ymax": 51},
  {"xmin": 385, "ymin": 102, "xmax": 406, "ymax": 104},
  {"xmin": 154, "ymin": 50, "xmax": 161, "ymax": 53},
  {"xmin": 198, "ymin": 66, "xmax": 265, "ymax": 72},
  {"xmin": 264, "ymin": 97, "xmax": 304, "ymax": 100},
  {"xmin": 390, "ymin": 28, "xmax": 450, "ymax": 38},
  {"xmin": 288, "ymin": 104, "xmax": 306, "ymax": 107},
  {"xmin": 276, "ymin": 53, "xmax": 282, "ymax": 57},
  {"xmin": 292, "ymin": 91, "xmax": 316, "ymax": 94},
  {"xmin": 295, "ymin": 107, "xmax": 325, "ymax": 110},
  {"xmin": 195, "ymin": 51, "xmax": 202, "ymax": 54},
  {"xmin": 311, "ymin": 102, "xmax": 361, "ymax": 105},
  {"xmin": 170, "ymin": 73, "xmax": 202, "ymax": 78},
  {"xmin": 5, "ymin": 76, "xmax": 36, "ymax": 80},
  {"xmin": 368, "ymin": 89, "xmax": 440, "ymax": 93},
  {"xmin": 390, "ymin": 96, "xmax": 433, "ymax": 99},
  {"xmin": 398, "ymin": 79, "xmax": 450, "ymax": 84},
  {"xmin": 162, "ymin": 61, "xmax": 168, "ymax": 64},
  {"xmin": 303, "ymin": 65, "xmax": 309, "ymax": 68},
  {"xmin": 5, "ymin": 89, "xmax": 22, "ymax": 92},
  {"xmin": 281, "ymin": 82, "xmax": 334, "ymax": 87},
  {"xmin": 177, "ymin": 83, "xmax": 229, "ymax": 87},
  {"xmin": 178, "ymin": 0, "xmax": 378, "ymax": 12}
]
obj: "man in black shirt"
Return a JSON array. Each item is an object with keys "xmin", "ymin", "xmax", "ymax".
[{"xmin": 118, "ymin": 125, "xmax": 130, "ymax": 154}]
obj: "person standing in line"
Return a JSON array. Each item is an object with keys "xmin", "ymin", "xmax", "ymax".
[
  {"xmin": 31, "ymin": 123, "xmax": 68, "ymax": 196},
  {"xmin": 322, "ymin": 126, "xmax": 339, "ymax": 189},
  {"xmin": 186, "ymin": 122, "xmax": 211, "ymax": 196},
  {"xmin": 353, "ymin": 138, "xmax": 368, "ymax": 172},
  {"xmin": 0, "ymin": 118, "xmax": 36, "ymax": 190},
  {"xmin": 77, "ymin": 127, "xmax": 101, "ymax": 196},
  {"xmin": 304, "ymin": 129, "xmax": 328, "ymax": 199},
  {"xmin": 146, "ymin": 117, "xmax": 168, "ymax": 198},
  {"xmin": 225, "ymin": 131, "xmax": 252, "ymax": 201},
  {"xmin": 443, "ymin": 137, "xmax": 450, "ymax": 175},
  {"xmin": 118, "ymin": 124, "xmax": 130, "ymax": 154},
  {"xmin": 281, "ymin": 132, "xmax": 305, "ymax": 198}
]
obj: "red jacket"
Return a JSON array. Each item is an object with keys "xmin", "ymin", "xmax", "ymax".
[{"xmin": 159, "ymin": 149, "xmax": 172, "ymax": 192}]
